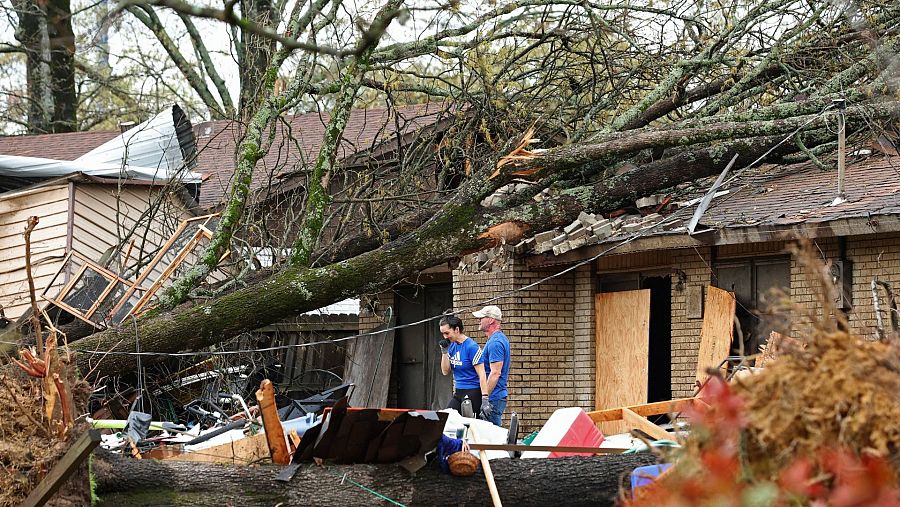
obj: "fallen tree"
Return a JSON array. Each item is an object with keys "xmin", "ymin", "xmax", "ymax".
[
  {"xmin": 92, "ymin": 450, "xmax": 657, "ymax": 506},
  {"xmin": 67, "ymin": 97, "xmax": 900, "ymax": 380}
]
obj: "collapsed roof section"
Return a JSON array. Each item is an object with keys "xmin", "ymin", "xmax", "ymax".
[{"xmin": 0, "ymin": 104, "xmax": 201, "ymax": 184}]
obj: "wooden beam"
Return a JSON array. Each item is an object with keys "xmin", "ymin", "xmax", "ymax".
[
  {"xmin": 468, "ymin": 424, "xmax": 503, "ymax": 507},
  {"xmin": 586, "ymin": 398, "xmax": 698, "ymax": 423},
  {"xmin": 622, "ymin": 408, "xmax": 671, "ymax": 441},
  {"xmin": 256, "ymin": 379, "xmax": 290, "ymax": 465},
  {"xmin": 162, "ymin": 433, "xmax": 270, "ymax": 465},
  {"xmin": 22, "ymin": 429, "xmax": 101, "ymax": 507},
  {"xmin": 469, "ymin": 443, "xmax": 628, "ymax": 454}
]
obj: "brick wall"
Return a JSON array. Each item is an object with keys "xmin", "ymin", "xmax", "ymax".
[
  {"xmin": 788, "ymin": 233, "xmax": 900, "ymax": 340},
  {"xmin": 573, "ymin": 264, "xmax": 595, "ymax": 410},
  {"xmin": 453, "ymin": 258, "xmax": 576, "ymax": 433},
  {"xmin": 845, "ymin": 233, "xmax": 900, "ymax": 339},
  {"xmin": 669, "ymin": 247, "xmax": 713, "ymax": 398},
  {"xmin": 354, "ymin": 233, "xmax": 900, "ymax": 432}
]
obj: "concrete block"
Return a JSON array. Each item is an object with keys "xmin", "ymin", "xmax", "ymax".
[
  {"xmin": 534, "ymin": 230, "xmax": 557, "ymax": 243},
  {"xmin": 551, "ymin": 234, "xmax": 568, "ymax": 245},
  {"xmin": 514, "ymin": 237, "xmax": 535, "ymax": 254},
  {"xmin": 577, "ymin": 211, "xmax": 598, "ymax": 227},
  {"xmin": 623, "ymin": 222, "xmax": 642, "ymax": 232},
  {"xmin": 591, "ymin": 222, "xmax": 612, "ymax": 238},
  {"xmin": 567, "ymin": 226, "xmax": 587, "ymax": 241},
  {"xmin": 568, "ymin": 236, "xmax": 587, "ymax": 250},
  {"xmin": 534, "ymin": 241, "xmax": 554, "ymax": 254},
  {"xmin": 563, "ymin": 221, "xmax": 582, "ymax": 234},
  {"xmin": 552, "ymin": 241, "xmax": 572, "ymax": 255},
  {"xmin": 635, "ymin": 196, "xmax": 657, "ymax": 208}
]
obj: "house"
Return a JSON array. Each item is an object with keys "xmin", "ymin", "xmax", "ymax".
[
  {"xmin": 379, "ymin": 152, "xmax": 900, "ymax": 432},
  {"xmin": 0, "ymin": 105, "xmax": 201, "ymax": 322}
]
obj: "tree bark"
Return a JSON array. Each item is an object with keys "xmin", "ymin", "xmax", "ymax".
[
  {"xmin": 12, "ymin": 0, "xmax": 76, "ymax": 133},
  {"xmin": 46, "ymin": 0, "xmax": 76, "ymax": 133},
  {"xmin": 72, "ymin": 198, "xmax": 578, "ymax": 379},
  {"xmin": 92, "ymin": 450, "xmax": 657, "ymax": 506},
  {"xmin": 13, "ymin": 0, "xmax": 53, "ymax": 133},
  {"xmin": 238, "ymin": 0, "xmax": 277, "ymax": 117}
]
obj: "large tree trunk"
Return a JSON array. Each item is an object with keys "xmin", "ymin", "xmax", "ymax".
[
  {"xmin": 46, "ymin": 0, "xmax": 76, "ymax": 132},
  {"xmin": 12, "ymin": 0, "xmax": 76, "ymax": 133},
  {"xmin": 13, "ymin": 0, "xmax": 53, "ymax": 132},
  {"xmin": 238, "ymin": 0, "xmax": 277, "ymax": 117},
  {"xmin": 92, "ymin": 450, "xmax": 657, "ymax": 506}
]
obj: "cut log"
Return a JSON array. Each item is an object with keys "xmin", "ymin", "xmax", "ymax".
[{"xmin": 92, "ymin": 449, "xmax": 658, "ymax": 506}]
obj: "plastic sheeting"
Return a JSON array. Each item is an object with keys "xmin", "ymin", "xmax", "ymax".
[{"xmin": 0, "ymin": 104, "xmax": 201, "ymax": 183}]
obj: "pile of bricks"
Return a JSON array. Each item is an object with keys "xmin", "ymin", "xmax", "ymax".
[{"xmin": 530, "ymin": 211, "xmax": 666, "ymax": 256}]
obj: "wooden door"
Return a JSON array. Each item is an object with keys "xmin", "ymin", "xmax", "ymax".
[
  {"xmin": 595, "ymin": 289, "xmax": 650, "ymax": 434},
  {"xmin": 695, "ymin": 286, "xmax": 736, "ymax": 383}
]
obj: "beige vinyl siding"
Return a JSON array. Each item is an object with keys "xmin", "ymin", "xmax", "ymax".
[
  {"xmin": 71, "ymin": 184, "xmax": 226, "ymax": 314},
  {"xmin": 71, "ymin": 184, "xmax": 183, "ymax": 270},
  {"xmin": 0, "ymin": 185, "xmax": 70, "ymax": 319}
]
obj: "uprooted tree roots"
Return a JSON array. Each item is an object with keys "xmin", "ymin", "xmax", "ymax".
[
  {"xmin": 0, "ymin": 368, "xmax": 91, "ymax": 507},
  {"xmin": 738, "ymin": 330, "xmax": 900, "ymax": 472}
]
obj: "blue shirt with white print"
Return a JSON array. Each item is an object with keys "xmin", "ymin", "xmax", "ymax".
[
  {"xmin": 479, "ymin": 330, "xmax": 510, "ymax": 401},
  {"xmin": 447, "ymin": 336, "xmax": 483, "ymax": 389}
]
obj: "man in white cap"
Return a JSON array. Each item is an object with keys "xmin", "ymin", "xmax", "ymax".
[{"xmin": 472, "ymin": 305, "xmax": 510, "ymax": 426}]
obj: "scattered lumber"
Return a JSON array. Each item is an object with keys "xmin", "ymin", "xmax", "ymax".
[
  {"xmin": 21, "ymin": 430, "xmax": 100, "ymax": 507},
  {"xmin": 93, "ymin": 449, "xmax": 658, "ymax": 506}
]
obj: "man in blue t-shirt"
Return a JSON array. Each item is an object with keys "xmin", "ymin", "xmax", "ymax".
[
  {"xmin": 472, "ymin": 305, "xmax": 511, "ymax": 426},
  {"xmin": 439, "ymin": 315, "xmax": 487, "ymax": 416}
]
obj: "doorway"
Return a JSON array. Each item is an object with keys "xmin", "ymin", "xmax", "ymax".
[
  {"xmin": 642, "ymin": 276, "xmax": 672, "ymax": 403},
  {"xmin": 393, "ymin": 284, "xmax": 453, "ymax": 410}
]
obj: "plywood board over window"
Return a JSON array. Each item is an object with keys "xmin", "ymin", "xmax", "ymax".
[
  {"xmin": 695, "ymin": 286, "xmax": 736, "ymax": 384},
  {"xmin": 595, "ymin": 289, "xmax": 650, "ymax": 435}
]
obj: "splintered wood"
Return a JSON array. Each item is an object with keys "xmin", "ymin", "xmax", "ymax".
[
  {"xmin": 695, "ymin": 286, "xmax": 736, "ymax": 384},
  {"xmin": 595, "ymin": 289, "xmax": 650, "ymax": 435},
  {"xmin": 256, "ymin": 379, "xmax": 290, "ymax": 465}
]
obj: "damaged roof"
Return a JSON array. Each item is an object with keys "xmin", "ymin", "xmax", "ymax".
[
  {"xmin": 0, "ymin": 102, "xmax": 450, "ymax": 209},
  {"xmin": 509, "ymin": 153, "xmax": 900, "ymax": 268},
  {"xmin": 681, "ymin": 155, "xmax": 900, "ymax": 228},
  {"xmin": 193, "ymin": 102, "xmax": 449, "ymax": 209}
]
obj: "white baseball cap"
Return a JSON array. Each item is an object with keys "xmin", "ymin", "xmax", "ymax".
[{"xmin": 472, "ymin": 305, "xmax": 502, "ymax": 321}]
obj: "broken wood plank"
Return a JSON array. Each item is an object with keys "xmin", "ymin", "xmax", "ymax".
[
  {"xmin": 587, "ymin": 398, "xmax": 699, "ymax": 424},
  {"xmin": 344, "ymin": 309, "xmax": 395, "ymax": 408},
  {"xmin": 595, "ymin": 290, "xmax": 650, "ymax": 435},
  {"xmin": 22, "ymin": 429, "xmax": 101, "ymax": 507},
  {"xmin": 695, "ymin": 286, "xmax": 736, "ymax": 383},
  {"xmin": 256, "ymin": 379, "xmax": 290, "ymax": 465},
  {"xmin": 469, "ymin": 443, "xmax": 628, "ymax": 454},
  {"xmin": 622, "ymin": 408, "xmax": 670, "ymax": 441},
  {"xmin": 162, "ymin": 432, "xmax": 270, "ymax": 465}
]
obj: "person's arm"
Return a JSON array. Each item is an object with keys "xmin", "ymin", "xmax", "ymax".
[
  {"xmin": 485, "ymin": 360, "xmax": 503, "ymax": 394},
  {"xmin": 440, "ymin": 348, "xmax": 451, "ymax": 375},
  {"xmin": 474, "ymin": 362, "xmax": 488, "ymax": 395}
]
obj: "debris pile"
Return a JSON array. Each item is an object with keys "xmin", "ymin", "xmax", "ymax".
[
  {"xmin": 625, "ymin": 248, "xmax": 900, "ymax": 506},
  {"xmin": 0, "ymin": 358, "xmax": 90, "ymax": 506}
]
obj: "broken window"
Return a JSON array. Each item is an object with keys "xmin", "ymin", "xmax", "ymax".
[
  {"xmin": 42, "ymin": 252, "xmax": 130, "ymax": 327},
  {"xmin": 714, "ymin": 257, "xmax": 790, "ymax": 356},
  {"xmin": 42, "ymin": 214, "xmax": 220, "ymax": 328}
]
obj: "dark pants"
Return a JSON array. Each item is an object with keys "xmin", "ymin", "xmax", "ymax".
[{"xmin": 447, "ymin": 388, "xmax": 482, "ymax": 416}]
